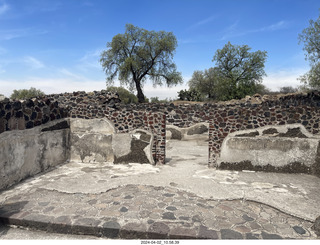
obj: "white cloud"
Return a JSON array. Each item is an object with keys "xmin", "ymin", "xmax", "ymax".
[
  {"xmin": 262, "ymin": 20, "xmax": 288, "ymax": 31},
  {"xmin": 0, "ymin": 78, "xmax": 106, "ymax": 97},
  {"xmin": 77, "ymin": 49, "xmax": 102, "ymax": 71},
  {"xmin": 188, "ymin": 15, "xmax": 218, "ymax": 30},
  {"xmin": 0, "ymin": 28, "xmax": 48, "ymax": 41},
  {"xmin": 0, "ymin": 1, "xmax": 9, "ymax": 15},
  {"xmin": 263, "ymin": 68, "xmax": 309, "ymax": 91},
  {"xmin": 24, "ymin": 56, "xmax": 45, "ymax": 69},
  {"xmin": 221, "ymin": 20, "xmax": 290, "ymax": 40}
]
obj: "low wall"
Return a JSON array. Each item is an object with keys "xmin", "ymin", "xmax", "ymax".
[
  {"xmin": 209, "ymin": 92, "xmax": 320, "ymax": 169},
  {"xmin": 0, "ymin": 117, "xmax": 156, "ymax": 191},
  {"xmin": 217, "ymin": 124, "xmax": 320, "ymax": 176},
  {"xmin": 0, "ymin": 119, "xmax": 70, "ymax": 191}
]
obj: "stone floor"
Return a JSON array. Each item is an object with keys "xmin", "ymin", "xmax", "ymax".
[{"xmin": 0, "ymin": 136, "xmax": 319, "ymax": 239}]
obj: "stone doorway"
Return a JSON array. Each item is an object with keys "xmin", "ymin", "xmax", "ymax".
[{"xmin": 165, "ymin": 123, "xmax": 209, "ymax": 167}]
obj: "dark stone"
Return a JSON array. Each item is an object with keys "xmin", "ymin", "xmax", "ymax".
[
  {"xmin": 162, "ymin": 212, "xmax": 176, "ymax": 220},
  {"xmin": 198, "ymin": 225, "xmax": 219, "ymax": 239},
  {"xmin": 169, "ymin": 227, "xmax": 197, "ymax": 239},
  {"xmin": 42, "ymin": 116, "xmax": 49, "ymax": 124},
  {"xmin": 192, "ymin": 215, "xmax": 202, "ymax": 222},
  {"xmin": 124, "ymin": 195, "xmax": 134, "ymax": 199},
  {"xmin": 119, "ymin": 222, "xmax": 147, "ymax": 239},
  {"xmin": 167, "ymin": 128, "xmax": 182, "ymax": 140},
  {"xmin": 101, "ymin": 221, "xmax": 121, "ymax": 238},
  {"xmin": 293, "ymin": 226, "xmax": 306, "ymax": 235},
  {"xmin": 220, "ymin": 229, "xmax": 243, "ymax": 239},
  {"xmin": 163, "ymin": 193, "xmax": 175, "ymax": 197},
  {"xmin": 120, "ymin": 207, "xmax": 128, "ymax": 212},
  {"xmin": 264, "ymin": 111, "xmax": 270, "ymax": 117},
  {"xmin": 15, "ymin": 111, "xmax": 23, "ymax": 118},
  {"xmin": 246, "ymin": 233, "xmax": 260, "ymax": 239},
  {"xmin": 179, "ymin": 216, "xmax": 190, "ymax": 221},
  {"xmin": 113, "ymin": 137, "xmax": 150, "ymax": 164},
  {"xmin": 26, "ymin": 121, "xmax": 34, "ymax": 129},
  {"xmin": 219, "ymin": 160, "xmax": 312, "ymax": 175},
  {"xmin": 242, "ymin": 214, "xmax": 254, "ymax": 221},
  {"xmin": 278, "ymin": 127, "xmax": 307, "ymax": 138},
  {"xmin": 5, "ymin": 112, "xmax": 11, "ymax": 120},
  {"xmin": 26, "ymin": 99, "xmax": 35, "ymax": 108},
  {"xmin": 166, "ymin": 206, "xmax": 177, "ymax": 211},
  {"xmin": 148, "ymin": 222, "xmax": 170, "ymax": 239},
  {"xmin": 262, "ymin": 128, "xmax": 278, "ymax": 135},
  {"xmin": 261, "ymin": 231, "xmax": 283, "ymax": 239},
  {"xmin": 13, "ymin": 101, "xmax": 22, "ymax": 110},
  {"xmin": 41, "ymin": 120, "xmax": 70, "ymax": 132},
  {"xmin": 236, "ymin": 131, "xmax": 259, "ymax": 137}
]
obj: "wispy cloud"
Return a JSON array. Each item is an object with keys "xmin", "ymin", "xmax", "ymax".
[
  {"xmin": 221, "ymin": 20, "xmax": 290, "ymax": 40},
  {"xmin": 188, "ymin": 15, "xmax": 218, "ymax": 30},
  {"xmin": 0, "ymin": 28, "xmax": 48, "ymax": 41},
  {"xmin": 0, "ymin": 1, "xmax": 9, "ymax": 15},
  {"xmin": 77, "ymin": 49, "xmax": 103, "ymax": 71},
  {"xmin": 59, "ymin": 68, "xmax": 87, "ymax": 80},
  {"xmin": 24, "ymin": 56, "xmax": 45, "ymax": 69}
]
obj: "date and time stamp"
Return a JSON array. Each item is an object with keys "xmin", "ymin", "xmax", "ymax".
[{"xmin": 141, "ymin": 241, "xmax": 180, "ymax": 245}]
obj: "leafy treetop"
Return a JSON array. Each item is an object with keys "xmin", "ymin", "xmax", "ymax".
[{"xmin": 100, "ymin": 24, "xmax": 182, "ymax": 103}]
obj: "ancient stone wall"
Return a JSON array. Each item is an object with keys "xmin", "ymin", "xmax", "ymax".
[
  {"xmin": 46, "ymin": 91, "xmax": 166, "ymax": 165},
  {"xmin": 0, "ymin": 98, "xmax": 67, "ymax": 134},
  {"xmin": 208, "ymin": 92, "xmax": 320, "ymax": 168},
  {"xmin": 4, "ymin": 90, "xmax": 320, "ymax": 168}
]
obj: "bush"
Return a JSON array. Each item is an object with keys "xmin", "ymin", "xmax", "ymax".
[
  {"xmin": 10, "ymin": 87, "xmax": 45, "ymax": 100},
  {"xmin": 106, "ymin": 86, "xmax": 138, "ymax": 104}
]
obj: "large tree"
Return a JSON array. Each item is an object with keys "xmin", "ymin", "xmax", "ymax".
[
  {"xmin": 188, "ymin": 67, "xmax": 220, "ymax": 100},
  {"xmin": 212, "ymin": 42, "xmax": 267, "ymax": 100},
  {"xmin": 100, "ymin": 24, "xmax": 182, "ymax": 103},
  {"xmin": 298, "ymin": 12, "xmax": 320, "ymax": 89}
]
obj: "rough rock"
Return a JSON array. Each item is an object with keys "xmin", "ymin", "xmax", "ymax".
[{"xmin": 112, "ymin": 129, "xmax": 154, "ymax": 164}]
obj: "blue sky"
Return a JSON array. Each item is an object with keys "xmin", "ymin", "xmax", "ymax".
[{"xmin": 0, "ymin": 0, "xmax": 319, "ymax": 99}]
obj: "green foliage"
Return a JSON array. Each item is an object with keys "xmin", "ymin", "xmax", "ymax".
[
  {"xmin": 149, "ymin": 97, "xmax": 173, "ymax": 103},
  {"xmin": 10, "ymin": 87, "xmax": 45, "ymax": 100},
  {"xmin": 279, "ymin": 86, "xmax": 298, "ymax": 94},
  {"xmin": 298, "ymin": 63, "xmax": 320, "ymax": 90},
  {"xmin": 188, "ymin": 67, "xmax": 220, "ymax": 100},
  {"xmin": 298, "ymin": 12, "xmax": 320, "ymax": 90},
  {"xmin": 100, "ymin": 24, "xmax": 183, "ymax": 103},
  {"xmin": 177, "ymin": 88, "xmax": 203, "ymax": 101},
  {"xmin": 212, "ymin": 42, "xmax": 267, "ymax": 100},
  {"xmin": 150, "ymin": 97, "xmax": 160, "ymax": 103},
  {"xmin": 106, "ymin": 86, "xmax": 138, "ymax": 104},
  {"xmin": 299, "ymin": 12, "xmax": 320, "ymax": 64}
]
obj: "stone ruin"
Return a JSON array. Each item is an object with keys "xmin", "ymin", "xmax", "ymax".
[
  {"xmin": 218, "ymin": 124, "xmax": 320, "ymax": 176},
  {"xmin": 1, "ymin": 90, "xmax": 320, "ymax": 192}
]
